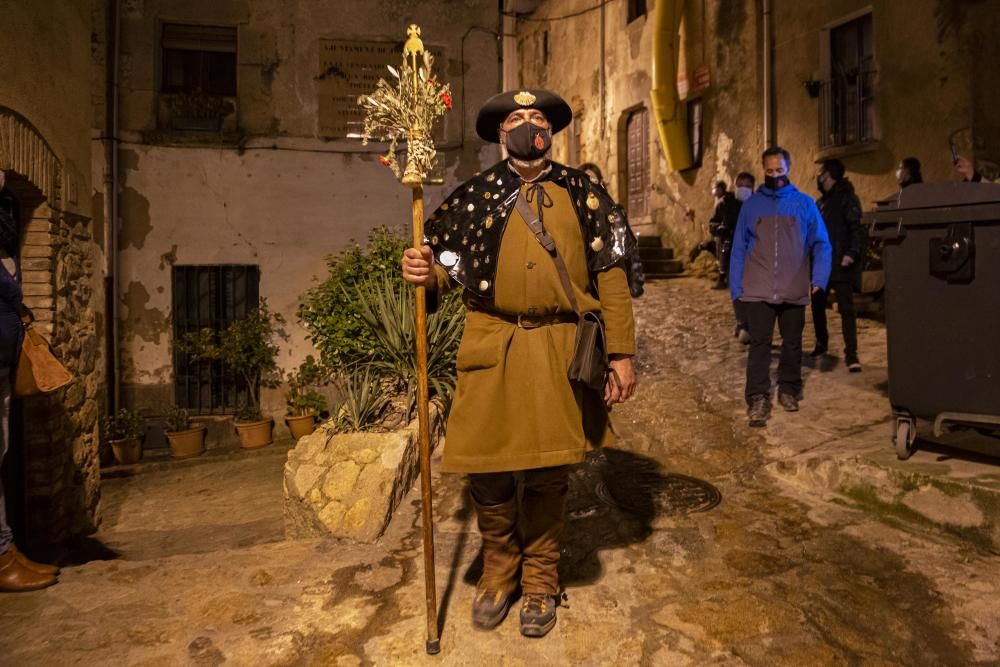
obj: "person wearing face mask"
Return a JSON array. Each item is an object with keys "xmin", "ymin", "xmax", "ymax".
[
  {"xmin": 811, "ymin": 159, "xmax": 864, "ymax": 371},
  {"xmin": 896, "ymin": 157, "xmax": 923, "ymax": 189},
  {"xmin": 729, "ymin": 147, "xmax": 832, "ymax": 427},
  {"xmin": 401, "ymin": 89, "xmax": 639, "ymax": 638},
  {"xmin": 708, "ymin": 181, "xmax": 740, "ymax": 290},
  {"xmin": 730, "ymin": 172, "xmax": 756, "ymax": 343}
]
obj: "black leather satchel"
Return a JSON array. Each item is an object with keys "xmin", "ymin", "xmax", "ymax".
[{"xmin": 515, "ymin": 191, "xmax": 608, "ymax": 390}]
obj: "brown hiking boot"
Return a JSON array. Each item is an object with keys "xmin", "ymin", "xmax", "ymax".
[
  {"xmin": 519, "ymin": 593, "xmax": 558, "ymax": 637},
  {"xmin": 472, "ymin": 587, "xmax": 515, "ymax": 630}
]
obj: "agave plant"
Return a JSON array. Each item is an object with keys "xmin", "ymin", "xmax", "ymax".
[
  {"xmin": 332, "ymin": 364, "xmax": 391, "ymax": 432},
  {"xmin": 350, "ymin": 274, "xmax": 464, "ymax": 420}
]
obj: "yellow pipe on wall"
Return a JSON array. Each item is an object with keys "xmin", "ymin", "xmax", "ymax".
[{"xmin": 650, "ymin": 0, "xmax": 693, "ymax": 172}]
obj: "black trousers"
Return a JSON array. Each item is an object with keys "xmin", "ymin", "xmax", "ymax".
[
  {"xmin": 811, "ymin": 281, "xmax": 857, "ymax": 358},
  {"xmin": 715, "ymin": 235, "xmax": 732, "ymax": 284},
  {"xmin": 744, "ymin": 301, "xmax": 805, "ymax": 402}
]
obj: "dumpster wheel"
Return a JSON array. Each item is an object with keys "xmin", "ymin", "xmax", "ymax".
[{"xmin": 895, "ymin": 417, "xmax": 916, "ymax": 460}]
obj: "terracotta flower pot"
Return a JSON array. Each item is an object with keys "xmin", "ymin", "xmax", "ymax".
[
  {"xmin": 234, "ymin": 418, "xmax": 274, "ymax": 449},
  {"xmin": 166, "ymin": 426, "xmax": 207, "ymax": 459},
  {"xmin": 285, "ymin": 414, "xmax": 317, "ymax": 441},
  {"xmin": 110, "ymin": 437, "xmax": 142, "ymax": 464}
]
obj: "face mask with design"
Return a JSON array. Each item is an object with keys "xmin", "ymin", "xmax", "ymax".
[
  {"xmin": 504, "ymin": 122, "xmax": 552, "ymax": 161},
  {"xmin": 765, "ymin": 174, "xmax": 789, "ymax": 190},
  {"xmin": 735, "ymin": 186, "xmax": 753, "ymax": 201}
]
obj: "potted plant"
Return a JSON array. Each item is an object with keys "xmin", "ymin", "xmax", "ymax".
[
  {"xmin": 285, "ymin": 355, "xmax": 328, "ymax": 441},
  {"xmin": 164, "ymin": 407, "xmax": 207, "ymax": 459},
  {"xmin": 178, "ymin": 300, "xmax": 284, "ymax": 449},
  {"xmin": 103, "ymin": 408, "xmax": 146, "ymax": 464}
]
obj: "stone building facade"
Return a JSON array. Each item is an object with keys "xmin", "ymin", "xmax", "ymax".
[
  {"xmin": 103, "ymin": 0, "xmax": 501, "ymax": 438},
  {"xmin": 511, "ymin": 0, "xmax": 1000, "ymax": 259},
  {"xmin": 0, "ymin": 2, "xmax": 105, "ymax": 550}
]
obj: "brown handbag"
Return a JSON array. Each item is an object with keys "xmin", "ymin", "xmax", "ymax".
[
  {"xmin": 515, "ymin": 192, "xmax": 608, "ymax": 391},
  {"xmin": 14, "ymin": 316, "xmax": 73, "ymax": 398}
]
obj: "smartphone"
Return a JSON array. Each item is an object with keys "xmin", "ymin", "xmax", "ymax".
[{"xmin": 951, "ymin": 145, "xmax": 960, "ymax": 165}]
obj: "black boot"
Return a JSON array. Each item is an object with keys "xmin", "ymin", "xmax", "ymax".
[{"xmin": 748, "ymin": 394, "xmax": 772, "ymax": 427}]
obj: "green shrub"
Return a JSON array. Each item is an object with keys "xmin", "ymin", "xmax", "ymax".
[
  {"xmin": 102, "ymin": 408, "xmax": 146, "ymax": 442},
  {"xmin": 332, "ymin": 364, "xmax": 391, "ymax": 432},
  {"xmin": 353, "ymin": 274, "xmax": 464, "ymax": 420},
  {"xmin": 298, "ymin": 226, "xmax": 410, "ymax": 368},
  {"xmin": 164, "ymin": 407, "xmax": 191, "ymax": 433},
  {"xmin": 177, "ymin": 299, "xmax": 285, "ymax": 421},
  {"xmin": 285, "ymin": 355, "xmax": 329, "ymax": 416}
]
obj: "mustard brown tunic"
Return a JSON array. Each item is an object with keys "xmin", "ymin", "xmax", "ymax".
[{"xmin": 435, "ymin": 178, "xmax": 636, "ymax": 474}]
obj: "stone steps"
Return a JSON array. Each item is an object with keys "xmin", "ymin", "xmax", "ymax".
[{"xmin": 636, "ymin": 234, "xmax": 684, "ymax": 279}]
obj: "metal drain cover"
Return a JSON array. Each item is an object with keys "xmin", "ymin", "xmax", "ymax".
[
  {"xmin": 569, "ymin": 450, "xmax": 722, "ymax": 519},
  {"xmin": 597, "ymin": 472, "xmax": 721, "ymax": 517}
]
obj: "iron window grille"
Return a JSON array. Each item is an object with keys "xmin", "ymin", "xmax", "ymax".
[
  {"xmin": 820, "ymin": 13, "xmax": 876, "ymax": 149},
  {"xmin": 172, "ymin": 265, "xmax": 260, "ymax": 415}
]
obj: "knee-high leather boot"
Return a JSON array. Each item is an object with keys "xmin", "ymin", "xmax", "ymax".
[{"xmin": 471, "ymin": 494, "xmax": 520, "ymax": 629}]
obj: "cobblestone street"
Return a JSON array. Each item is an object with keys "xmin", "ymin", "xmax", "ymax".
[{"xmin": 2, "ymin": 278, "xmax": 999, "ymax": 666}]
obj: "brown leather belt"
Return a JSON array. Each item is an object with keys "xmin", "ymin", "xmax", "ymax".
[{"xmin": 476, "ymin": 310, "xmax": 577, "ymax": 329}]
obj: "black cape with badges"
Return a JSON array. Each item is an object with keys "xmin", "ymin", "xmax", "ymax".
[{"xmin": 424, "ymin": 160, "xmax": 640, "ymax": 298}]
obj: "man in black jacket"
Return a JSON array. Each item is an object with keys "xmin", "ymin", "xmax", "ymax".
[
  {"xmin": 811, "ymin": 159, "xmax": 865, "ymax": 372},
  {"xmin": 708, "ymin": 180, "xmax": 741, "ymax": 289}
]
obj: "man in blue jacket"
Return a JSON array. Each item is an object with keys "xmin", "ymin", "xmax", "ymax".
[{"xmin": 730, "ymin": 146, "xmax": 832, "ymax": 427}]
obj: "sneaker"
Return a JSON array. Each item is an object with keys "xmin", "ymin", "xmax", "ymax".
[
  {"xmin": 809, "ymin": 345, "xmax": 827, "ymax": 358},
  {"xmin": 846, "ymin": 357, "xmax": 862, "ymax": 373},
  {"xmin": 778, "ymin": 393, "xmax": 799, "ymax": 412},
  {"xmin": 472, "ymin": 588, "xmax": 514, "ymax": 631},
  {"xmin": 519, "ymin": 593, "xmax": 558, "ymax": 638},
  {"xmin": 737, "ymin": 328, "xmax": 752, "ymax": 345},
  {"xmin": 747, "ymin": 395, "xmax": 772, "ymax": 427}
]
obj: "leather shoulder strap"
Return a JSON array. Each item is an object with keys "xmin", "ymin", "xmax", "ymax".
[{"xmin": 514, "ymin": 193, "xmax": 582, "ymax": 316}]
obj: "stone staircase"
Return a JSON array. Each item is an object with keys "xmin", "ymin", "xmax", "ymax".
[{"xmin": 637, "ymin": 233, "xmax": 684, "ymax": 279}]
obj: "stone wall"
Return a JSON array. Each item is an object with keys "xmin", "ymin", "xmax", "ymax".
[
  {"xmin": 20, "ymin": 204, "xmax": 103, "ymax": 549},
  {"xmin": 515, "ymin": 0, "xmax": 1000, "ymax": 261},
  {"xmin": 0, "ymin": 0, "xmax": 103, "ymax": 549}
]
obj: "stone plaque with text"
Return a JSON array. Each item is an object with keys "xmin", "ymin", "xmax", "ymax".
[{"xmin": 317, "ymin": 39, "xmax": 400, "ymax": 138}]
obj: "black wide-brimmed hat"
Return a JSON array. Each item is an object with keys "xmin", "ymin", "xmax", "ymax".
[{"xmin": 475, "ymin": 89, "xmax": 573, "ymax": 143}]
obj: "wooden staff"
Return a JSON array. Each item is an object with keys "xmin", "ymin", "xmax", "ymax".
[{"xmin": 401, "ymin": 26, "xmax": 440, "ymax": 656}]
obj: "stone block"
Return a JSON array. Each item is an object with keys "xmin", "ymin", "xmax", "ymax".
[
  {"xmin": 21, "ymin": 258, "xmax": 53, "ymax": 272},
  {"xmin": 20, "ymin": 245, "xmax": 53, "ymax": 258},
  {"xmin": 21, "ymin": 270, "xmax": 53, "ymax": 285},
  {"xmin": 22, "ymin": 283, "xmax": 53, "ymax": 297},
  {"xmin": 283, "ymin": 406, "xmax": 444, "ymax": 543},
  {"xmin": 23, "ymin": 231, "xmax": 53, "ymax": 247}
]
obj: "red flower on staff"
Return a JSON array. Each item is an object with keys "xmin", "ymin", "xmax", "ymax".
[
  {"xmin": 379, "ymin": 155, "xmax": 393, "ymax": 166},
  {"xmin": 440, "ymin": 91, "xmax": 453, "ymax": 110}
]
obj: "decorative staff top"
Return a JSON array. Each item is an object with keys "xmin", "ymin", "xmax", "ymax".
[{"xmin": 357, "ymin": 24, "xmax": 452, "ymax": 184}]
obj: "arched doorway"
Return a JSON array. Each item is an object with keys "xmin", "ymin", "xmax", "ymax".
[{"xmin": 0, "ymin": 105, "xmax": 103, "ymax": 555}]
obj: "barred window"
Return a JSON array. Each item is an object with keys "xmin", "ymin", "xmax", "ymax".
[
  {"xmin": 820, "ymin": 13, "xmax": 876, "ymax": 149},
  {"xmin": 172, "ymin": 265, "xmax": 259, "ymax": 414}
]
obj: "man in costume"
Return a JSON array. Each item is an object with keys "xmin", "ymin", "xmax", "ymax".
[{"xmin": 401, "ymin": 89, "xmax": 638, "ymax": 637}]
